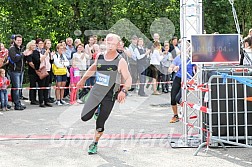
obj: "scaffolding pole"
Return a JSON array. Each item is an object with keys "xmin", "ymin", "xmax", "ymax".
[{"xmin": 180, "ymin": 0, "xmax": 203, "ymax": 146}]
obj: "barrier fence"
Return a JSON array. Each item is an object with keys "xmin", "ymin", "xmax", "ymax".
[
  {"xmin": 172, "ymin": 66, "xmax": 252, "ymax": 155},
  {"xmin": 5, "ymin": 81, "xmax": 173, "ymax": 90},
  {"xmin": 191, "ymin": 67, "xmax": 252, "ymax": 156},
  {"xmin": 207, "ymin": 74, "xmax": 252, "ymax": 147}
]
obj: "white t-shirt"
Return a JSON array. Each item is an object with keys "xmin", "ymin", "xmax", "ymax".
[
  {"xmin": 150, "ymin": 49, "xmax": 163, "ymax": 65},
  {"xmin": 72, "ymin": 52, "xmax": 89, "ymax": 70},
  {"xmin": 243, "ymin": 48, "xmax": 252, "ymax": 65}
]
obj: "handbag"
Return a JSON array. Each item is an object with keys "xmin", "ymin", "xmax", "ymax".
[
  {"xmin": 52, "ymin": 64, "xmax": 67, "ymax": 75},
  {"xmin": 36, "ymin": 66, "xmax": 49, "ymax": 80}
]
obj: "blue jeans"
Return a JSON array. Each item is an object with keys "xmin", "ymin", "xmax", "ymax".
[
  {"xmin": 9, "ymin": 71, "xmax": 22, "ymax": 107},
  {"xmin": 0, "ymin": 89, "xmax": 8, "ymax": 108},
  {"xmin": 19, "ymin": 71, "xmax": 24, "ymax": 97},
  {"xmin": 86, "ymin": 76, "xmax": 95, "ymax": 87}
]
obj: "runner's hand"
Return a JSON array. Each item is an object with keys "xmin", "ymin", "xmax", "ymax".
[
  {"xmin": 76, "ymin": 80, "xmax": 85, "ymax": 89},
  {"xmin": 117, "ymin": 91, "xmax": 126, "ymax": 103}
]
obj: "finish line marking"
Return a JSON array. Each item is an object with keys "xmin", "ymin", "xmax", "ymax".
[{"xmin": 0, "ymin": 133, "xmax": 191, "ymax": 141}]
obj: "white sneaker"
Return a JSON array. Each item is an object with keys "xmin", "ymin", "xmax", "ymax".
[
  {"xmin": 76, "ymin": 99, "xmax": 83, "ymax": 104},
  {"xmin": 60, "ymin": 100, "xmax": 69, "ymax": 105},
  {"xmin": 0, "ymin": 112, "xmax": 3, "ymax": 115},
  {"xmin": 56, "ymin": 101, "xmax": 62, "ymax": 106}
]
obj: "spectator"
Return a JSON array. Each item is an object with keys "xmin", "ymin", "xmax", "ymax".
[
  {"xmin": 53, "ymin": 43, "xmax": 69, "ymax": 106},
  {"xmin": 44, "ymin": 39, "xmax": 55, "ymax": 103},
  {"xmin": 85, "ymin": 36, "xmax": 96, "ymax": 87},
  {"xmin": 70, "ymin": 38, "xmax": 82, "ymax": 60},
  {"xmin": 37, "ymin": 40, "xmax": 53, "ymax": 107},
  {"xmin": 128, "ymin": 35, "xmax": 138, "ymax": 92},
  {"xmin": 60, "ymin": 40, "xmax": 67, "ymax": 54},
  {"xmin": 135, "ymin": 38, "xmax": 150, "ymax": 96},
  {"xmin": 72, "ymin": 43, "xmax": 89, "ymax": 74},
  {"xmin": 36, "ymin": 38, "xmax": 46, "ymax": 54},
  {"xmin": 0, "ymin": 43, "xmax": 9, "ymax": 68},
  {"xmin": 93, "ymin": 35, "xmax": 98, "ymax": 44},
  {"xmin": 150, "ymin": 41, "xmax": 163, "ymax": 95},
  {"xmin": 8, "ymin": 34, "xmax": 27, "ymax": 110},
  {"xmin": 64, "ymin": 37, "xmax": 75, "ymax": 99},
  {"xmin": 26, "ymin": 40, "xmax": 39, "ymax": 105},
  {"xmin": 72, "ymin": 43, "xmax": 90, "ymax": 103},
  {"xmin": 243, "ymin": 36, "xmax": 252, "ymax": 65},
  {"xmin": 0, "ymin": 69, "xmax": 10, "ymax": 111},
  {"xmin": 99, "ymin": 44, "xmax": 106, "ymax": 54},
  {"xmin": 92, "ymin": 44, "xmax": 100, "ymax": 60},
  {"xmin": 146, "ymin": 33, "xmax": 161, "ymax": 89},
  {"xmin": 26, "ymin": 40, "xmax": 53, "ymax": 107},
  {"xmin": 169, "ymin": 36, "xmax": 180, "ymax": 59},
  {"xmin": 168, "ymin": 55, "xmax": 196, "ymax": 123},
  {"xmin": 69, "ymin": 58, "xmax": 81, "ymax": 104},
  {"xmin": 65, "ymin": 37, "xmax": 75, "ymax": 60},
  {"xmin": 161, "ymin": 43, "xmax": 173, "ymax": 93},
  {"xmin": 85, "ymin": 36, "xmax": 95, "ymax": 67},
  {"xmin": 169, "ymin": 36, "xmax": 181, "ymax": 82},
  {"xmin": 248, "ymin": 28, "xmax": 252, "ymax": 37},
  {"xmin": 10, "ymin": 34, "xmax": 15, "ymax": 46}
]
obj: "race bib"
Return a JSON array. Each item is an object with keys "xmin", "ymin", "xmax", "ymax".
[
  {"xmin": 74, "ymin": 70, "xmax": 80, "ymax": 77},
  {"xmin": 96, "ymin": 72, "xmax": 110, "ymax": 86}
]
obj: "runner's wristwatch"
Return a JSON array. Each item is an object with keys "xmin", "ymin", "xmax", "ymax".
[{"xmin": 121, "ymin": 88, "xmax": 128, "ymax": 96}]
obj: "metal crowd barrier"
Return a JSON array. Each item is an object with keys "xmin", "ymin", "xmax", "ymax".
[{"xmin": 206, "ymin": 68, "xmax": 252, "ymax": 147}]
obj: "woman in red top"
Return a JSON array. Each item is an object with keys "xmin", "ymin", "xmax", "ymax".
[
  {"xmin": 0, "ymin": 43, "xmax": 9, "ymax": 68},
  {"xmin": 0, "ymin": 69, "xmax": 10, "ymax": 111}
]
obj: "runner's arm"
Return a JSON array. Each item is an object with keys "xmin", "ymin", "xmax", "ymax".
[
  {"xmin": 77, "ymin": 58, "xmax": 98, "ymax": 87},
  {"xmin": 118, "ymin": 58, "xmax": 132, "ymax": 90}
]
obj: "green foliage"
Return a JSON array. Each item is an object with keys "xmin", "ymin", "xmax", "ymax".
[
  {"xmin": 0, "ymin": 0, "xmax": 251, "ymax": 84},
  {"xmin": 0, "ymin": 0, "xmax": 251, "ymax": 47}
]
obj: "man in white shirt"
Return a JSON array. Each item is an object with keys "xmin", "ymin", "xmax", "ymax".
[
  {"xmin": 127, "ymin": 35, "xmax": 138, "ymax": 91},
  {"xmin": 134, "ymin": 38, "xmax": 150, "ymax": 96}
]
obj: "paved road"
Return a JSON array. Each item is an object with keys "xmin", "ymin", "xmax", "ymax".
[{"xmin": 0, "ymin": 88, "xmax": 251, "ymax": 167}]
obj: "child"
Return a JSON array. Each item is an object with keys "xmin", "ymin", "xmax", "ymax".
[
  {"xmin": 161, "ymin": 43, "xmax": 173, "ymax": 93},
  {"xmin": 0, "ymin": 69, "xmax": 10, "ymax": 111},
  {"xmin": 70, "ymin": 58, "xmax": 81, "ymax": 104},
  {"xmin": 0, "ymin": 43, "xmax": 9, "ymax": 68}
]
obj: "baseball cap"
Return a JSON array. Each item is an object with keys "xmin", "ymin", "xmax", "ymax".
[{"xmin": 11, "ymin": 34, "xmax": 15, "ymax": 40}]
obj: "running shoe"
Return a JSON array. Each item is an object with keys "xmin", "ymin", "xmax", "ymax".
[
  {"xmin": 56, "ymin": 101, "xmax": 62, "ymax": 106},
  {"xmin": 76, "ymin": 99, "xmax": 83, "ymax": 104},
  {"xmin": 60, "ymin": 100, "xmax": 69, "ymax": 105},
  {"xmin": 88, "ymin": 143, "xmax": 98, "ymax": 155},
  {"xmin": 170, "ymin": 115, "xmax": 179, "ymax": 123}
]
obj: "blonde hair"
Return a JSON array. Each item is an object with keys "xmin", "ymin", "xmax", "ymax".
[
  {"xmin": 0, "ymin": 68, "xmax": 5, "ymax": 74},
  {"xmin": 93, "ymin": 44, "xmax": 99, "ymax": 49},
  {"xmin": 56, "ymin": 43, "xmax": 64, "ymax": 50},
  {"xmin": 44, "ymin": 39, "xmax": 51, "ymax": 49},
  {"xmin": 153, "ymin": 41, "xmax": 160, "ymax": 48},
  {"xmin": 106, "ymin": 33, "xmax": 121, "ymax": 43},
  {"xmin": 76, "ymin": 43, "xmax": 84, "ymax": 48},
  {"xmin": 26, "ymin": 40, "xmax": 36, "ymax": 50},
  {"xmin": 71, "ymin": 57, "xmax": 77, "ymax": 67},
  {"xmin": 66, "ymin": 37, "xmax": 73, "ymax": 43}
]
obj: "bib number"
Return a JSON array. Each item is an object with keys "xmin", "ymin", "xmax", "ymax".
[
  {"xmin": 96, "ymin": 72, "xmax": 110, "ymax": 86},
  {"xmin": 74, "ymin": 70, "xmax": 80, "ymax": 77}
]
